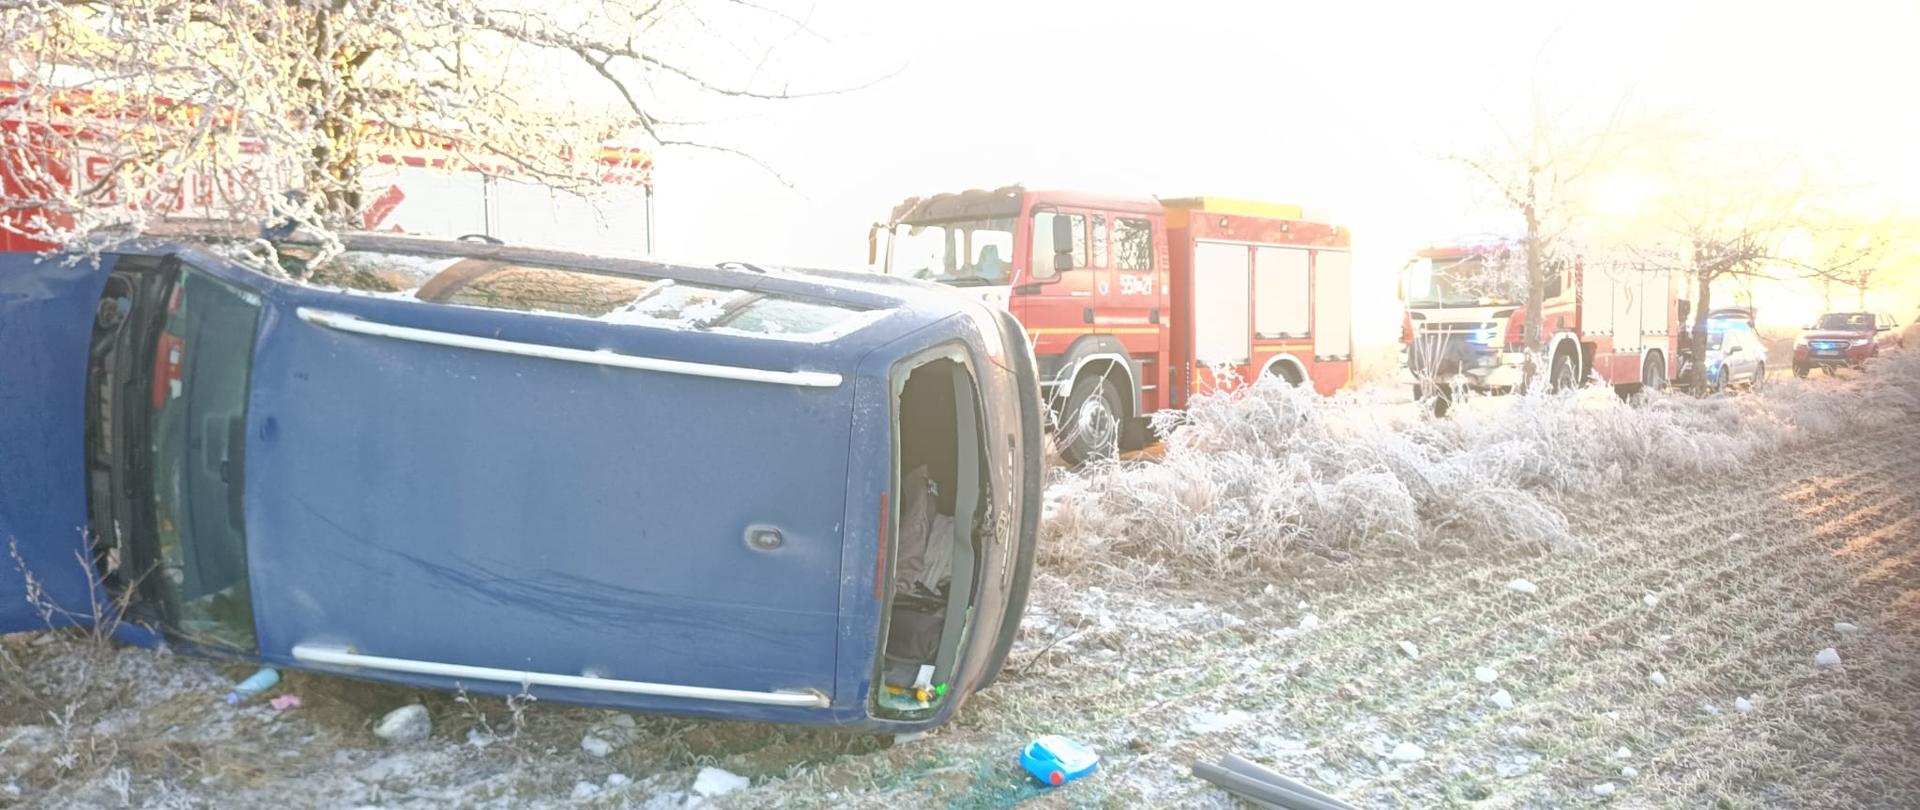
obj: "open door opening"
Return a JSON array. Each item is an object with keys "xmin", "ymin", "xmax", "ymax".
[
  {"xmin": 82, "ymin": 256, "xmax": 262, "ymax": 653},
  {"xmin": 875, "ymin": 354, "xmax": 987, "ymax": 719}
]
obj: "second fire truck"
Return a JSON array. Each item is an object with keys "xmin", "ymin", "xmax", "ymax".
[
  {"xmin": 872, "ymin": 186, "xmax": 1353, "ymax": 463},
  {"xmin": 1397, "ymin": 239, "xmax": 1688, "ymax": 414}
]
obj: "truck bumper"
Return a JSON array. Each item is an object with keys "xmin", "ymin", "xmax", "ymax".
[{"xmin": 1399, "ymin": 351, "xmax": 1528, "ymax": 390}]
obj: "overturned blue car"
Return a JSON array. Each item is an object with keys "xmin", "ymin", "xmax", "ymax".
[{"xmin": 1, "ymin": 231, "xmax": 1043, "ymax": 731}]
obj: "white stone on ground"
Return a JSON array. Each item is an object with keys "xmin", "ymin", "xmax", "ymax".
[
  {"xmin": 1593, "ymin": 782, "xmax": 1617, "ymax": 796},
  {"xmin": 581, "ymin": 735, "xmax": 613, "ymax": 757},
  {"xmin": 1735, "ymin": 697, "xmax": 1754, "ymax": 714},
  {"xmin": 570, "ymin": 781, "xmax": 599, "ymax": 799},
  {"xmin": 1489, "ymin": 689, "xmax": 1514, "ymax": 710},
  {"xmin": 1815, "ymin": 648, "xmax": 1842, "ymax": 668},
  {"xmin": 1648, "ymin": 671, "xmax": 1667, "ymax": 687},
  {"xmin": 693, "ymin": 767, "xmax": 750, "ymax": 798},
  {"xmin": 1389, "ymin": 742, "xmax": 1425, "ymax": 762},
  {"xmin": 1507, "ymin": 578, "xmax": 1538, "ymax": 594},
  {"xmin": 1474, "ymin": 666, "xmax": 1499, "ymax": 684},
  {"xmin": 1643, "ymin": 594, "xmax": 1659, "ymax": 607},
  {"xmin": 1398, "ymin": 641, "xmax": 1420, "ymax": 659},
  {"xmin": 606, "ymin": 774, "xmax": 631, "ymax": 787},
  {"xmin": 1614, "ymin": 746, "xmax": 1632, "ymax": 760},
  {"xmin": 1621, "ymin": 766, "xmax": 1639, "ymax": 778},
  {"xmin": 373, "ymin": 705, "xmax": 431, "ymax": 744},
  {"xmin": 1835, "ymin": 622, "xmax": 1858, "ymax": 634},
  {"xmin": 1298, "ymin": 613, "xmax": 1320, "ymax": 631}
]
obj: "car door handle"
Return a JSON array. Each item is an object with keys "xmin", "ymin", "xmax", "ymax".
[{"xmin": 1083, "ymin": 307, "xmax": 1094, "ymax": 324}]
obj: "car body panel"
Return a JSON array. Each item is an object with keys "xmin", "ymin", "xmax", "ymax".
[
  {"xmin": 1704, "ymin": 314, "xmax": 1766, "ymax": 388},
  {"xmin": 2, "ymin": 236, "xmax": 1043, "ymax": 731},
  {"xmin": 0, "ymin": 251, "xmax": 117, "ymax": 632}
]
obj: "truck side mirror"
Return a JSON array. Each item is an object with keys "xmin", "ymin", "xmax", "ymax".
[{"xmin": 1052, "ymin": 215, "xmax": 1075, "ymax": 272}]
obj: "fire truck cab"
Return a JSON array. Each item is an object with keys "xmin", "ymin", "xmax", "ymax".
[{"xmin": 874, "ymin": 186, "xmax": 1352, "ymax": 464}]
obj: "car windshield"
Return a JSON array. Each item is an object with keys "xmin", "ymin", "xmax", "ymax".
[
  {"xmin": 886, "ymin": 218, "xmax": 1017, "ymax": 287},
  {"xmin": 1706, "ymin": 326, "xmax": 1738, "ymax": 350},
  {"xmin": 256, "ymin": 245, "xmax": 874, "ymax": 339},
  {"xmin": 147, "ymin": 265, "xmax": 263, "ymax": 651},
  {"xmin": 1403, "ymin": 253, "xmax": 1523, "ymax": 308},
  {"xmin": 1815, "ymin": 312, "xmax": 1873, "ymax": 330}
]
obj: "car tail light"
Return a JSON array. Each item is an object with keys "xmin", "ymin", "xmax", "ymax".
[
  {"xmin": 152, "ymin": 332, "xmax": 184, "ymax": 408},
  {"xmin": 1400, "ymin": 312, "xmax": 1414, "ymax": 344}
]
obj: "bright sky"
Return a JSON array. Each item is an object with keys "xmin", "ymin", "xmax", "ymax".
[{"xmin": 624, "ymin": 0, "xmax": 1920, "ymax": 335}]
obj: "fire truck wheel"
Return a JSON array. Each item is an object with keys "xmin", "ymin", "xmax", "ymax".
[
  {"xmin": 1411, "ymin": 383, "xmax": 1454, "ymax": 417},
  {"xmin": 1059, "ymin": 374, "xmax": 1125, "ymax": 466},
  {"xmin": 1548, "ymin": 349, "xmax": 1579, "ymax": 392},
  {"xmin": 1644, "ymin": 353, "xmax": 1668, "ymax": 394}
]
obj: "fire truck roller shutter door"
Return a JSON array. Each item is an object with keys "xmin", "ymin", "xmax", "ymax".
[{"xmin": 1310, "ymin": 250, "xmax": 1353, "ymax": 362}]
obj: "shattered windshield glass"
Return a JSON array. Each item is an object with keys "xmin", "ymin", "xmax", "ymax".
[
  {"xmin": 886, "ymin": 218, "xmax": 1017, "ymax": 286},
  {"xmin": 261, "ymin": 245, "xmax": 873, "ymax": 338}
]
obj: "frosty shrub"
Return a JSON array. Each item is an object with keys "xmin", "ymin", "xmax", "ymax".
[{"xmin": 1044, "ymin": 350, "xmax": 1920, "ymax": 579}]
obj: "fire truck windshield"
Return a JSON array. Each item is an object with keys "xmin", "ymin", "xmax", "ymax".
[
  {"xmin": 887, "ymin": 218, "xmax": 1017, "ymax": 287},
  {"xmin": 1404, "ymin": 254, "xmax": 1524, "ymax": 308}
]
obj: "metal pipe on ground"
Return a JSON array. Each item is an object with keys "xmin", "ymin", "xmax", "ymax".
[
  {"xmin": 1191, "ymin": 762, "xmax": 1358, "ymax": 810},
  {"xmin": 1220, "ymin": 755, "xmax": 1362, "ymax": 810}
]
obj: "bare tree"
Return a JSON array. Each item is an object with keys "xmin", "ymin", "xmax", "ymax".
[
  {"xmin": 1449, "ymin": 83, "xmax": 1637, "ymax": 384},
  {"xmin": 1809, "ymin": 218, "xmax": 1916, "ymax": 310},
  {"xmin": 0, "ymin": 0, "xmax": 860, "ymax": 247},
  {"xmin": 1653, "ymin": 183, "xmax": 1881, "ymax": 389}
]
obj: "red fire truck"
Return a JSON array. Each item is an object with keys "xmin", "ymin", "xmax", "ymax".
[
  {"xmin": 872, "ymin": 186, "xmax": 1353, "ymax": 463},
  {"xmin": 1, "ymin": 80, "xmax": 653, "ymax": 255},
  {"xmin": 1397, "ymin": 239, "xmax": 1686, "ymax": 413}
]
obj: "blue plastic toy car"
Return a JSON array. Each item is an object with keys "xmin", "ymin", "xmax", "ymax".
[{"xmin": 1021, "ymin": 735, "xmax": 1100, "ymax": 786}]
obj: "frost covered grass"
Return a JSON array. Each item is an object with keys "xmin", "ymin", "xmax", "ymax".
[{"xmin": 1044, "ymin": 350, "xmax": 1920, "ymax": 579}]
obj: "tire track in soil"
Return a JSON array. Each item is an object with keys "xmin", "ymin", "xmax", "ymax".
[
  {"xmin": 727, "ymin": 423, "xmax": 1919, "ymax": 808},
  {"xmin": 960, "ymin": 449, "xmax": 1889, "ymax": 802},
  {"xmin": 1143, "ymin": 492, "xmax": 1895, "ymax": 806},
  {"xmin": 1486, "ymin": 532, "xmax": 1920, "ymax": 808},
  {"xmin": 754, "ymin": 483, "xmax": 1769, "ymax": 803},
  {"xmin": 1606, "ymin": 484, "xmax": 1920, "ymax": 808},
  {"xmin": 1465, "ymin": 442, "xmax": 1920, "ymax": 808},
  {"xmin": 1097, "ymin": 428, "xmax": 1919, "ymax": 807}
]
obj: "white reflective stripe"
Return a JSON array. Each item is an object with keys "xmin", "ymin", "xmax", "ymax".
[
  {"xmin": 297, "ymin": 307, "xmax": 841, "ymax": 388},
  {"xmin": 291, "ymin": 644, "xmax": 830, "ymax": 708}
]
